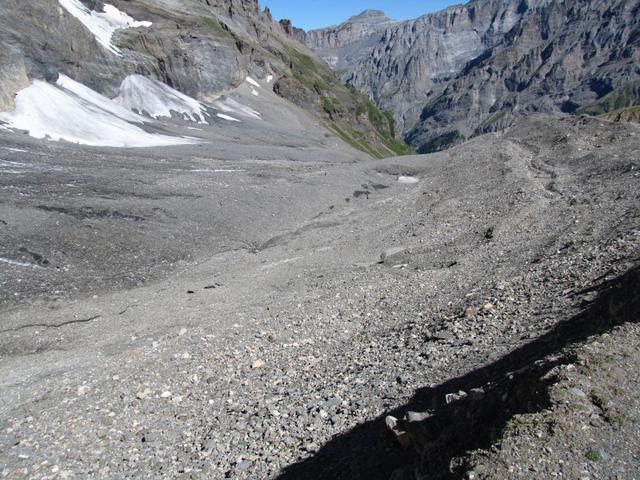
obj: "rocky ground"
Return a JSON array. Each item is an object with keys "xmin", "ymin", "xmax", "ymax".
[
  {"xmin": 0, "ymin": 114, "xmax": 639, "ymax": 479},
  {"xmin": 462, "ymin": 318, "xmax": 640, "ymax": 480}
]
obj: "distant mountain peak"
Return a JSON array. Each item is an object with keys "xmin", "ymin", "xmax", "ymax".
[{"xmin": 348, "ymin": 9, "xmax": 390, "ymax": 23}]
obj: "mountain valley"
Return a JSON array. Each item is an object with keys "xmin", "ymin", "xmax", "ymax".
[
  {"xmin": 0, "ymin": 1, "xmax": 638, "ymax": 479},
  {"xmin": 305, "ymin": 0, "xmax": 640, "ymax": 152}
]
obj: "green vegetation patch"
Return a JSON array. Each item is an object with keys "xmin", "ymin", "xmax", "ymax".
[
  {"xmin": 201, "ymin": 17, "xmax": 232, "ymax": 38},
  {"xmin": 590, "ymin": 389, "xmax": 609, "ymax": 410},
  {"xmin": 578, "ymin": 81, "xmax": 640, "ymax": 116},
  {"xmin": 321, "ymin": 96, "xmax": 345, "ymax": 119},
  {"xmin": 330, "ymin": 122, "xmax": 385, "ymax": 158},
  {"xmin": 274, "ymin": 42, "xmax": 414, "ymax": 159},
  {"xmin": 351, "ymin": 98, "xmax": 413, "ymax": 156},
  {"xmin": 476, "ymin": 110, "xmax": 508, "ymax": 133},
  {"xmin": 284, "ymin": 46, "xmax": 323, "ymax": 91},
  {"xmin": 585, "ymin": 449, "xmax": 602, "ymax": 462}
]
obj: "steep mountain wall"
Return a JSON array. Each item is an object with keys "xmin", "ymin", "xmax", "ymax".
[
  {"xmin": 408, "ymin": 0, "xmax": 640, "ymax": 152},
  {"xmin": 305, "ymin": 0, "xmax": 640, "ymax": 152}
]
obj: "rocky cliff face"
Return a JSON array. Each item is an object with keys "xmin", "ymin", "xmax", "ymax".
[
  {"xmin": 408, "ymin": 0, "xmax": 640, "ymax": 152},
  {"xmin": 0, "ymin": 0, "xmax": 263, "ymax": 106},
  {"xmin": 305, "ymin": 0, "xmax": 529, "ymax": 132},
  {"xmin": 306, "ymin": 0, "xmax": 640, "ymax": 152},
  {"xmin": 305, "ymin": 10, "xmax": 399, "ymax": 69},
  {"xmin": 0, "ymin": 0, "xmax": 409, "ymax": 157}
]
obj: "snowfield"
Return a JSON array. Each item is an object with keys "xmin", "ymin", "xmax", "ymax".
[
  {"xmin": 0, "ymin": 257, "xmax": 40, "ymax": 268},
  {"xmin": 246, "ymin": 76, "xmax": 261, "ymax": 88},
  {"xmin": 58, "ymin": 0, "xmax": 152, "ymax": 56},
  {"xmin": 216, "ymin": 113, "xmax": 241, "ymax": 122},
  {"xmin": 56, "ymin": 74, "xmax": 146, "ymax": 124},
  {"xmin": 0, "ymin": 76, "xmax": 199, "ymax": 148},
  {"xmin": 212, "ymin": 97, "xmax": 262, "ymax": 120},
  {"xmin": 115, "ymin": 75, "xmax": 211, "ymax": 124},
  {"xmin": 0, "ymin": 69, "xmax": 263, "ymax": 147},
  {"xmin": 398, "ymin": 176, "xmax": 420, "ymax": 184}
]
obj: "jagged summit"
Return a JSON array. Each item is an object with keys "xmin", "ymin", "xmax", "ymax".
[{"xmin": 306, "ymin": 9, "xmax": 392, "ymax": 34}]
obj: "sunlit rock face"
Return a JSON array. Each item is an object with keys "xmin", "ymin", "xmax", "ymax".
[
  {"xmin": 0, "ymin": 0, "xmax": 278, "ymax": 108},
  {"xmin": 305, "ymin": 0, "xmax": 640, "ymax": 152},
  {"xmin": 305, "ymin": 1, "xmax": 527, "ymax": 133}
]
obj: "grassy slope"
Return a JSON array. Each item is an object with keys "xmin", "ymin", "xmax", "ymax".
[
  {"xmin": 598, "ymin": 105, "xmax": 640, "ymax": 124},
  {"xmin": 275, "ymin": 45, "xmax": 413, "ymax": 158}
]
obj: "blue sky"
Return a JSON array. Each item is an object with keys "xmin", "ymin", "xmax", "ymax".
[{"xmin": 260, "ymin": 1, "xmax": 460, "ymax": 31}]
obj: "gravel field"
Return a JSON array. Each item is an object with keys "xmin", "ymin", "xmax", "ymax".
[{"xmin": 1, "ymin": 114, "xmax": 639, "ymax": 479}]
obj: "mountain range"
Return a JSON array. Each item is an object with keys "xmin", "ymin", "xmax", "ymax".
[
  {"xmin": 2, "ymin": 0, "xmax": 639, "ymax": 155},
  {"xmin": 303, "ymin": 0, "xmax": 640, "ymax": 152}
]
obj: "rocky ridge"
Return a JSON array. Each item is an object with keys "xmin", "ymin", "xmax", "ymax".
[
  {"xmin": 304, "ymin": 0, "xmax": 640, "ymax": 152},
  {"xmin": 305, "ymin": 10, "xmax": 400, "ymax": 70}
]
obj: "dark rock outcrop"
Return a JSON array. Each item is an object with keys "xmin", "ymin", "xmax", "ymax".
[{"xmin": 279, "ymin": 19, "xmax": 306, "ymax": 44}]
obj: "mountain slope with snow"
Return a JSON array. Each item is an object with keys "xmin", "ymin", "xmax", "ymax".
[
  {"xmin": 57, "ymin": 0, "xmax": 152, "ymax": 55},
  {"xmin": 0, "ymin": 76, "xmax": 198, "ymax": 147},
  {"xmin": 0, "ymin": 70, "xmax": 280, "ymax": 147},
  {"xmin": 114, "ymin": 75, "xmax": 211, "ymax": 124},
  {"xmin": 0, "ymin": 0, "xmax": 409, "ymax": 157}
]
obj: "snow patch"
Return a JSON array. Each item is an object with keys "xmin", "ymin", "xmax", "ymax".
[
  {"xmin": 0, "ymin": 159, "xmax": 28, "ymax": 169},
  {"xmin": 246, "ymin": 76, "xmax": 260, "ymax": 88},
  {"xmin": 398, "ymin": 176, "xmax": 419, "ymax": 184},
  {"xmin": 58, "ymin": 0, "xmax": 152, "ymax": 56},
  {"xmin": 114, "ymin": 75, "xmax": 210, "ymax": 124},
  {"xmin": 3, "ymin": 147, "xmax": 28, "ymax": 153},
  {"xmin": 212, "ymin": 97, "xmax": 261, "ymax": 120},
  {"xmin": 0, "ymin": 158, "xmax": 27, "ymax": 173},
  {"xmin": 0, "ymin": 257, "xmax": 40, "ymax": 268},
  {"xmin": 0, "ymin": 78, "xmax": 198, "ymax": 148},
  {"xmin": 56, "ymin": 74, "xmax": 145, "ymax": 123},
  {"xmin": 216, "ymin": 113, "xmax": 241, "ymax": 122},
  {"xmin": 0, "ymin": 158, "xmax": 61, "ymax": 174}
]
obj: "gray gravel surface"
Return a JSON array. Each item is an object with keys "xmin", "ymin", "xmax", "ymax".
[
  {"xmin": 0, "ymin": 114, "xmax": 639, "ymax": 479},
  {"xmin": 461, "ymin": 319, "xmax": 640, "ymax": 480}
]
